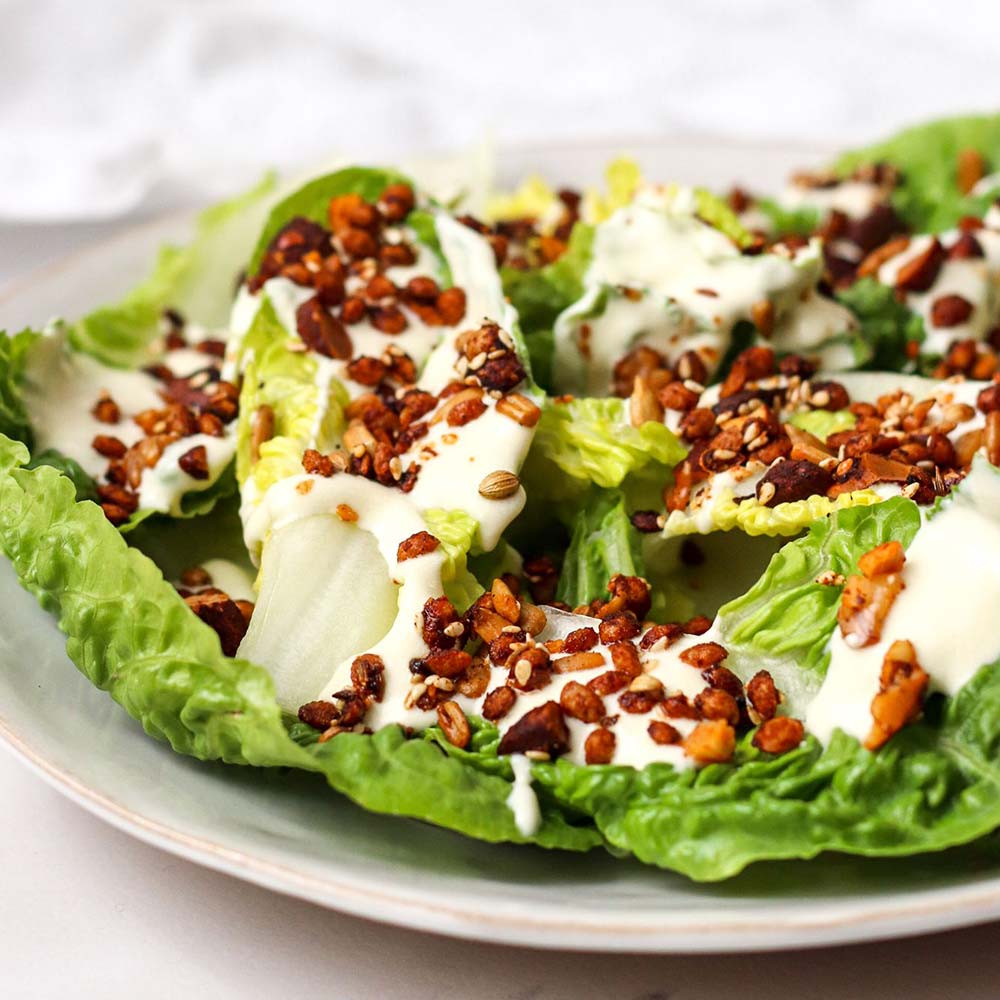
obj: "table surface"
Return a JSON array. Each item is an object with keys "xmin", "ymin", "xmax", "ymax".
[{"xmin": 3, "ymin": 222, "xmax": 1000, "ymax": 1000}]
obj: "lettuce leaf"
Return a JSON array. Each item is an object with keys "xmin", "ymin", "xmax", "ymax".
[
  {"xmin": 501, "ymin": 223, "xmax": 594, "ymax": 334},
  {"xmin": 834, "ymin": 113, "xmax": 1000, "ymax": 232},
  {"xmin": 755, "ymin": 198, "xmax": 820, "ymax": 236},
  {"xmin": 786, "ymin": 408, "xmax": 856, "ymax": 440},
  {"xmin": 0, "ymin": 432, "xmax": 598, "ymax": 852},
  {"xmin": 717, "ymin": 497, "xmax": 923, "ymax": 712},
  {"xmin": 0, "ymin": 328, "xmax": 40, "ymax": 446},
  {"xmin": 71, "ymin": 175, "xmax": 277, "ymax": 368},
  {"xmin": 248, "ymin": 167, "xmax": 411, "ymax": 275},
  {"xmin": 836, "ymin": 276, "xmax": 926, "ymax": 369},
  {"xmin": 523, "ymin": 396, "xmax": 686, "ymax": 503},
  {"xmin": 555, "ymin": 489, "xmax": 644, "ymax": 607},
  {"xmin": 422, "ymin": 508, "xmax": 484, "ymax": 610},
  {"xmin": 533, "ymin": 495, "xmax": 1000, "ymax": 880},
  {"xmin": 235, "ymin": 297, "xmax": 346, "ymax": 494}
]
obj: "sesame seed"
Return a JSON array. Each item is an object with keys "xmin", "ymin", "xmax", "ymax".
[
  {"xmin": 524, "ymin": 750, "xmax": 550, "ymax": 761},
  {"xmin": 514, "ymin": 659, "xmax": 532, "ymax": 686},
  {"xmin": 758, "ymin": 481, "xmax": 777, "ymax": 505},
  {"xmin": 443, "ymin": 621, "xmax": 465, "ymax": 638}
]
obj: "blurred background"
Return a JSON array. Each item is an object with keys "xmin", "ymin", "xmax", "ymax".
[{"xmin": 2, "ymin": 0, "xmax": 999, "ymax": 226}]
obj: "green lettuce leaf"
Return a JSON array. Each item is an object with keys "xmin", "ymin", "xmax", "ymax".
[
  {"xmin": 555, "ymin": 489, "xmax": 644, "ymax": 607},
  {"xmin": 836, "ymin": 276, "xmax": 926, "ymax": 369},
  {"xmin": 533, "ymin": 494, "xmax": 1000, "ymax": 880},
  {"xmin": 502, "ymin": 223, "xmax": 593, "ymax": 314},
  {"xmin": 755, "ymin": 198, "xmax": 821, "ymax": 236},
  {"xmin": 0, "ymin": 329, "xmax": 41, "ymax": 446},
  {"xmin": 235, "ymin": 297, "xmax": 346, "ymax": 494},
  {"xmin": 786, "ymin": 408, "xmax": 856, "ymax": 439},
  {"xmin": 523, "ymin": 396, "xmax": 686, "ymax": 502},
  {"xmin": 834, "ymin": 113, "xmax": 1000, "ymax": 231},
  {"xmin": 248, "ymin": 167, "xmax": 411, "ymax": 275},
  {"xmin": 422, "ymin": 507, "xmax": 484, "ymax": 610},
  {"xmin": 717, "ymin": 497, "xmax": 923, "ymax": 713},
  {"xmin": 71, "ymin": 174, "xmax": 277, "ymax": 368},
  {"xmin": 0, "ymin": 432, "xmax": 598, "ymax": 853},
  {"xmin": 25, "ymin": 449, "xmax": 98, "ymax": 503}
]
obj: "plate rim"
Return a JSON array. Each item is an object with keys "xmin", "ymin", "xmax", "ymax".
[{"xmin": 3, "ymin": 138, "xmax": 1000, "ymax": 953}]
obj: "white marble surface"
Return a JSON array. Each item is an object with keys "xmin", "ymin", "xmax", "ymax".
[{"xmin": 4, "ymin": 4, "xmax": 1000, "ymax": 995}]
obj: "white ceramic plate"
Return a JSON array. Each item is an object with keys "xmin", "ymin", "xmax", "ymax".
[{"xmin": 3, "ymin": 138, "xmax": 1000, "ymax": 954}]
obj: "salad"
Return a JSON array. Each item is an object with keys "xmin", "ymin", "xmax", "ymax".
[{"xmin": 3, "ymin": 115, "xmax": 1000, "ymax": 881}]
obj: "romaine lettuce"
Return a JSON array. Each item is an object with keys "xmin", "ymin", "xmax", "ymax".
[
  {"xmin": 0, "ymin": 432, "xmax": 599, "ymax": 852},
  {"xmin": 71, "ymin": 175, "xmax": 277, "ymax": 368},
  {"xmin": 522, "ymin": 396, "xmax": 685, "ymax": 503},
  {"xmin": 834, "ymin": 113, "xmax": 1000, "ymax": 232}
]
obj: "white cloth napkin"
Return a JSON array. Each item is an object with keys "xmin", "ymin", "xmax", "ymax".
[{"xmin": 0, "ymin": 0, "xmax": 996, "ymax": 222}]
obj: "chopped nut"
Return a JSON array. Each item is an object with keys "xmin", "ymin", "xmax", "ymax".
[
  {"xmin": 679, "ymin": 642, "xmax": 728, "ymax": 669},
  {"xmin": 178, "ymin": 444, "xmax": 210, "ymax": 481},
  {"xmin": 560, "ymin": 681, "xmax": 605, "ymax": 723},
  {"xmin": 957, "ymin": 147, "xmax": 985, "ymax": 196},
  {"xmin": 335, "ymin": 503, "xmax": 358, "ymax": 522},
  {"xmin": 930, "ymin": 294, "xmax": 974, "ymax": 328},
  {"xmin": 91, "ymin": 434, "xmax": 126, "ymax": 459},
  {"xmin": 865, "ymin": 639, "xmax": 929, "ymax": 750},
  {"xmin": 350, "ymin": 653, "xmax": 385, "ymax": 701},
  {"xmin": 482, "ymin": 686, "xmax": 518, "ymax": 721},
  {"xmin": 491, "ymin": 577, "xmax": 521, "ymax": 623},
  {"xmin": 250, "ymin": 404, "xmax": 275, "ymax": 464},
  {"xmin": 608, "ymin": 641, "xmax": 642, "ymax": 678},
  {"xmin": 598, "ymin": 611, "xmax": 640, "ymax": 644},
  {"xmin": 647, "ymin": 720, "xmax": 680, "ymax": 745},
  {"xmin": 564, "ymin": 627, "xmax": 599, "ymax": 653},
  {"xmin": 587, "ymin": 670, "xmax": 631, "ymax": 697},
  {"xmin": 753, "ymin": 717, "xmax": 805, "ymax": 754},
  {"xmin": 298, "ymin": 700, "xmax": 340, "ymax": 731},
  {"xmin": 584, "ymin": 727, "xmax": 616, "ymax": 764},
  {"xmin": 629, "ymin": 375, "xmax": 665, "ymax": 427},
  {"xmin": 437, "ymin": 702, "xmax": 471, "ymax": 749},
  {"xmin": 746, "ymin": 670, "xmax": 780, "ymax": 724},
  {"xmin": 497, "ymin": 701, "xmax": 570, "ymax": 757},
  {"xmin": 750, "ymin": 299, "xmax": 774, "ymax": 337},
  {"xmin": 857, "ymin": 236, "xmax": 910, "ymax": 280},
  {"xmin": 495, "ymin": 392, "xmax": 542, "ymax": 428},
  {"xmin": 184, "ymin": 591, "xmax": 248, "ymax": 656},
  {"xmin": 397, "ymin": 530, "xmax": 440, "ymax": 562},
  {"xmin": 682, "ymin": 719, "xmax": 736, "ymax": 764},
  {"xmin": 553, "ymin": 651, "xmax": 606, "ymax": 673},
  {"xmin": 895, "ymin": 238, "xmax": 945, "ymax": 293},
  {"xmin": 694, "ymin": 687, "xmax": 740, "ymax": 726}
]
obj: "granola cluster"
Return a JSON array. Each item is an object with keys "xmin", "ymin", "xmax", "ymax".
[
  {"xmin": 298, "ymin": 322, "xmax": 535, "ymax": 493},
  {"xmin": 835, "ymin": 540, "xmax": 930, "ymax": 750},
  {"xmin": 248, "ymin": 182, "xmax": 468, "ymax": 360},
  {"xmin": 458, "ymin": 188, "xmax": 581, "ymax": 270},
  {"xmin": 627, "ymin": 345, "xmax": 1000, "ymax": 529},
  {"xmin": 92, "ymin": 315, "xmax": 237, "ymax": 525},
  {"xmin": 175, "ymin": 565, "xmax": 253, "ymax": 657},
  {"xmin": 296, "ymin": 573, "xmax": 806, "ymax": 766}
]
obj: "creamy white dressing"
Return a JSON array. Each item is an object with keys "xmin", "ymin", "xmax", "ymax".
[
  {"xmin": 139, "ymin": 433, "xmax": 235, "ymax": 515},
  {"xmin": 877, "ymin": 230, "xmax": 1000, "ymax": 353},
  {"xmin": 806, "ymin": 460, "xmax": 1000, "ymax": 745},
  {"xmin": 242, "ymin": 464, "xmax": 714, "ymax": 775},
  {"xmin": 506, "ymin": 754, "xmax": 541, "ymax": 837},
  {"xmin": 780, "ymin": 179, "xmax": 887, "ymax": 220},
  {"xmin": 552, "ymin": 190, "xmax": 856, "ymax": 395},
  {"xmin": 24, "ymin": 329, "xmax": 164, "ymax": 477},
  {"xmin": 401, "ymin": 402, "xmax": 533, "ymax": 553},
  {"xmin": 200, "ymin": 558, "xmax": 257, "ymax": 602},
  {"xmin": 23, "ymin": 327, "xmax": 234, "ymax": 512}
]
